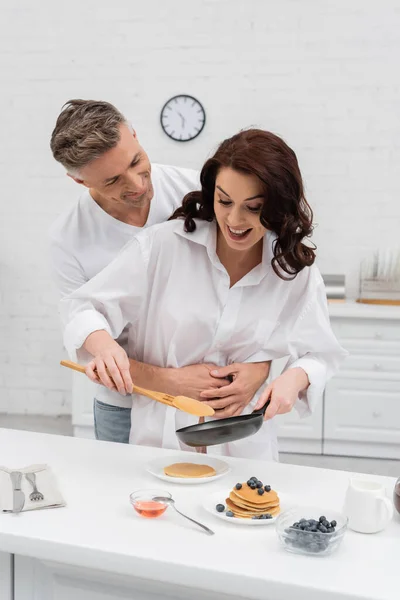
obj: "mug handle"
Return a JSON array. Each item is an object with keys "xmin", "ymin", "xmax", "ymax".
[{"xmin": 378, "ymin": 496, "xmax": 394, "ymax": 527}]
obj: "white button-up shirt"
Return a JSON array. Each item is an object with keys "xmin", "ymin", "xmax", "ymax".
[
  {"xmin": 62, "ymin": 219, "xmax": 347, "ymax": 460},
  {"xmin": 50, "ymin": 163, "xmax": 200, "ymax": 408}
]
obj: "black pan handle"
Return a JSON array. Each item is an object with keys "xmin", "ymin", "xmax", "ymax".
[{"xmin": 251, "ymin": 398, "xmax": 271, "ymax": 416}]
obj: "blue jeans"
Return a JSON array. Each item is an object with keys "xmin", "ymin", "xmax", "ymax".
[{"xmin": 93, "ymin": 399, "xmax": 131, "ymax": 444}]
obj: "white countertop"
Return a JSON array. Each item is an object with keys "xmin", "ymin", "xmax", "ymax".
[
  {"xmin": 0, "ymin": 427, "xmax": 399, "ymax": 600},
  {"xmin": 328, "ymin": 300, "xmax": 400, "ymax": 320}
]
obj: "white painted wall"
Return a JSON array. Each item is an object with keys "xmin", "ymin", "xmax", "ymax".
[{"xmin": 1, "ymin": 0, "xmax": 399, "ymax": 416}]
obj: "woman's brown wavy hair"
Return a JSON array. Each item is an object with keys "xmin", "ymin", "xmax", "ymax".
[{"xmin": 170, "ymin": 129, "xmax": 315, "ymax": 279}]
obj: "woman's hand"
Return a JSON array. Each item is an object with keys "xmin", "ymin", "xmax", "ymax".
[
  {"xmin": 254, "ymin": 367, "xmax": 309, "ymax": 420},
  {"xmin": 200, "ymin": 362, "xmax": 271, "ymax": 419},
  {"xmin": 84, "ymin": 330, "xmax": 133, "ymax": 395}
]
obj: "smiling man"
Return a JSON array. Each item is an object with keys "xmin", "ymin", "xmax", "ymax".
[{"xmin": 49, "ymin": 99, "xmax": 270, "ymax": 444}]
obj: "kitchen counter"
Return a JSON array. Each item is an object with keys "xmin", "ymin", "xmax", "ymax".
[
  {"xmin": 328, "ymin": 299, "xmax": 400, "ymax": 320},
  {"xmin": 0, "ymin": 428, "xmax": 399, "ymax": 600}
]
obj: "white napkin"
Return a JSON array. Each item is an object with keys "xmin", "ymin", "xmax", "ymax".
[{"xmin": 0, "ymin": 464, "xmax": 66, "ymax": 513}]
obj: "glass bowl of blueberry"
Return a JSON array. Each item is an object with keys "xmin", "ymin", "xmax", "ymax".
[{"xmin": 276, "ymin": 507, "xmax": 348, "ymax": 556}]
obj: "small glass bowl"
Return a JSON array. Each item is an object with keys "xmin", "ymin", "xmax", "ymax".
[
  {"xmin": 129, "ymin": 489, "xmax": 172, "ymax": 519},
  {"xmin": 276, "ymin": 506, "xmax": 348, "ymax": 557}
]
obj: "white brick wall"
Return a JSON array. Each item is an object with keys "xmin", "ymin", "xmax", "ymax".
[{"xmin": 1, "ymin": 0, "xmax": 400, "ymax": 416}]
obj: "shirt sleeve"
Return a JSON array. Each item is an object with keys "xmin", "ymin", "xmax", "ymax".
[
  {"xmin": 284, "ymin": 281, "xmax": 348, "ymax": 416},
  {"xmin": 60, "ymin": 237, "xmax": 149, "ymax": 362},
  {"xmin": 49, "ymin": 236, "xmax": 88, "ymax": 298}
]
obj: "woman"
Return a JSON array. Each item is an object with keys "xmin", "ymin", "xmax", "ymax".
[{"xmin": 62, "ymin": 129, "xmax": 346, "ymax": 460}]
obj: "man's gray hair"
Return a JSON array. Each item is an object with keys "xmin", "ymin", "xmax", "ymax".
[{"xmin": 50, "ymin": 99, "xmax": 130, "ymax": 175}]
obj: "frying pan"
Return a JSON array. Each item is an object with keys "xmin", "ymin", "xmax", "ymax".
[{"xmin": 176, "ymin": 399, "xmax": 270, "ymax": 447}]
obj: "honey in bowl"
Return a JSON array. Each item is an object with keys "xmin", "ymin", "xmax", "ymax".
[
  {"xmin": 129, "ymin": 489, "xmax": 171, "ymax": 519},
  {"xmin": 134, "ymin": 500, "xmax": 167, "ymax": 518}
]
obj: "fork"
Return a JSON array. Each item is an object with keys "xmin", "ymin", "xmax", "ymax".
[{"xmin": 25, "ymin": 472, "xmax": 44, "ymax": 501}]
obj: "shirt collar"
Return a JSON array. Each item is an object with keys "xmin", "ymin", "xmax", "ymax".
[{"xmin": 174, "ymin": 218, "xmax": 275, "ymax": 286}]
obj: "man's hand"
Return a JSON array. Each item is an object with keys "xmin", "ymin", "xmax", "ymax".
[
  {"xmin": 174, "ymin": 363, "xmax": 231, "ymax": 400},
  {"xmin": 199, "ymin": 362, "xmax": 271, "ymax": 419},
  {"xmin": 254, "ymin": 367, "xmax": 309, "ymax": 420},
  {"xmin": 84, "ymin": 330, "xmax": 133, "ymax": 395}
]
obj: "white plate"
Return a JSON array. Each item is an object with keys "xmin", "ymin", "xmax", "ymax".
[
  {"xmin": 146, "ymin": 455, "xmax": 231, "ymax": 485},
  {"xmin": 203, "ymin": 489, "xmax": 289, "ymax": 526}
]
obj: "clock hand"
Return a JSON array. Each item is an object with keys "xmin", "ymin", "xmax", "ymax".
[{"xmin": 178, "ymin": 111, "xmax": 186, "ymax": 128}]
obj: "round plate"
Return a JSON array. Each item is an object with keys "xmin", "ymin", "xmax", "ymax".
[
  {"xmin": 203, "ymin": 489, "xmax": 289, "ymax": 526},
  {"xmin": 146, "ymin": 455, "xmax": 230, "ymax": 485}
]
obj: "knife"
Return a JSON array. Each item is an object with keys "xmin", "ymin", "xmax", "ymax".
[{"xmin": 10, "ymin": 471, "xmax": 25, "ymax": 513}]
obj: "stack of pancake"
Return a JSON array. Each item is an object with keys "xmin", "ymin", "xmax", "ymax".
[{"xmin": 226, "ymin": 482, "xmax": 280, "ymax": 519}]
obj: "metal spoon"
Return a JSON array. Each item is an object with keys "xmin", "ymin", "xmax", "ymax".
[{"xmin": 152, "ymin": 496, "xmax": 215, "ymax": 536}]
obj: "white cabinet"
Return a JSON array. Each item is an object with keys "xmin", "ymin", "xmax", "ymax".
[
  {"xmin": 323, "ymin": 312, "xmax": 400, "ymax": 460},
  {"xmin": 275, "ymin": 404, "xmax": 323, "ymax": 454},
  {"xmin": 324, "ymin": 374, "xmax": 400, "ymax": 459},
  {"xmin": 13, "ymin": 556, "xmax": 240, "ymax": 600},
  {"xmin": 0, "ymin": 552, "xmax": 12, "ymax": 600},
  {"xmin": 277, "ymin": 303, "xmax": 400, "ymax": 460}
]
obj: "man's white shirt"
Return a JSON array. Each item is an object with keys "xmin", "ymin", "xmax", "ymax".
[{"xmin": 49, "ymin": 163, "xmax": 200, "ymax": 407}]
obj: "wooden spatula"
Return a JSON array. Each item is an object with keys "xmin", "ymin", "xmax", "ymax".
[{"xmin": 60, "ymin": 360, "xmax": 214, "ymax": 417}]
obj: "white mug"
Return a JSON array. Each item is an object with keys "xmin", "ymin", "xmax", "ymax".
[{"xmin": 343, "ymin": 477, "xmax": 393, "ymax": 534}]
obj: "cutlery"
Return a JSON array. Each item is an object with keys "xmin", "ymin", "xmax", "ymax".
[
  {"xmin": 152, "ymin": 496, "xmax": 215, "ymax": 535},
  {"xmin": 60, "ymin": 360, "xmax": 214, "ymax": 417},
  {"xmin": 10, "ymin": 471, "xmax": 25, "ymax": 513},
  {"xmin": 25, "ymin": 472, "xmax": 44, "ymax": 501}
]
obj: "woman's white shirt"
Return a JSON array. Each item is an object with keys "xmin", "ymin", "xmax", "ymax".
[{"xmin": 61, "ymin": 219, "xmax": 347, "ymax": 460}]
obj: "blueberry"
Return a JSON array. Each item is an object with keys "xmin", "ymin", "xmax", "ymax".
[
  {"xmin": 330, "ymin": 520, "xmax": 337, "ymax": 528},
  {"xmin": 257, "ymin": 488, "xmax": 265, "ymax": 496},
  {"xmin": 250, "ymin": 476, "xmax": 258, "ymax": 481},
  {"xmin": 299, "ymin": 523, "xmax": 307, "ymax": 530},
  {"xmin": 247, "ymin": 479, "xmax": 253, "ymax": 486},
  {"xmin": 252, "ymin": 515, "xmax": 259, "ymax": 520},
  {"xmin": 293, "ymin": 522, "xmax": 300, "ymax": 527},
  {"xmin": 216, "ymin": 504, "xmax": 225, "ymax": 513},
  {"xmin": 264, "ymin": 485, "xmax": 271, "ymax": 492},
  {"xmin": 287, "ymin": 526, "xmax": 298, "ymax": 537},
  {"xmin": 299, "ymin": 518, "xmax": 307, "ymax": 523},
  {"xmin": 226, "ymin": 511, "xmax": 234, "ymax": 517},
  {"xmin": 265, "ymin": 513, "xmax": 273, "ymax": 519},
  {"xmin": 319, "ymin": 515, "xmax": 326, "ymax": 523},
  {"xmin": 319, "ymin": 524, "xmax": 328, "ymax": 534},
  {"xmin": 327, "ymin": 527, "xmax": 334, "ymax": 533},
  {"xmin": 319, "ymin": 539, "xmax": 329, "ymax": 550},
  {"xmin": 235, "ymin": 483, "xmax": 242, "ymax": 490},
  {"xmin": 322, "ymin": 520, "xmax": 330, "ymax": 528},
  {"xmin": 256, "ymin": 481, "xmax": 263, "ymax": 488},
  {"xmin": 250, "ymin": 483, "xmax": 257, "ymax": 490},
  {"xmin": 310, "ymin": 526, "xmax": 318, "ymax": 532}
]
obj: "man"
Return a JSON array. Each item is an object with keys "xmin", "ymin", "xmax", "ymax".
[{"xmin": 49, "ymin": 99, "xmax": 270, "ymax": 444}]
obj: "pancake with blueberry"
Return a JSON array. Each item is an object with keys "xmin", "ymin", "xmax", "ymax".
[
  {"xmin": 225, "ymin": 477, "xmax": 280, "ymax": 518},
  {"xmin": 228, "ymin": 492, "xmax": 279, "ymax": 510}
]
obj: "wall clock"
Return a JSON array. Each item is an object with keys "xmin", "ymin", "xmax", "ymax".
[{"xmin": 160, "ymin": 94, "xmax": 206, "ymax": 142}]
